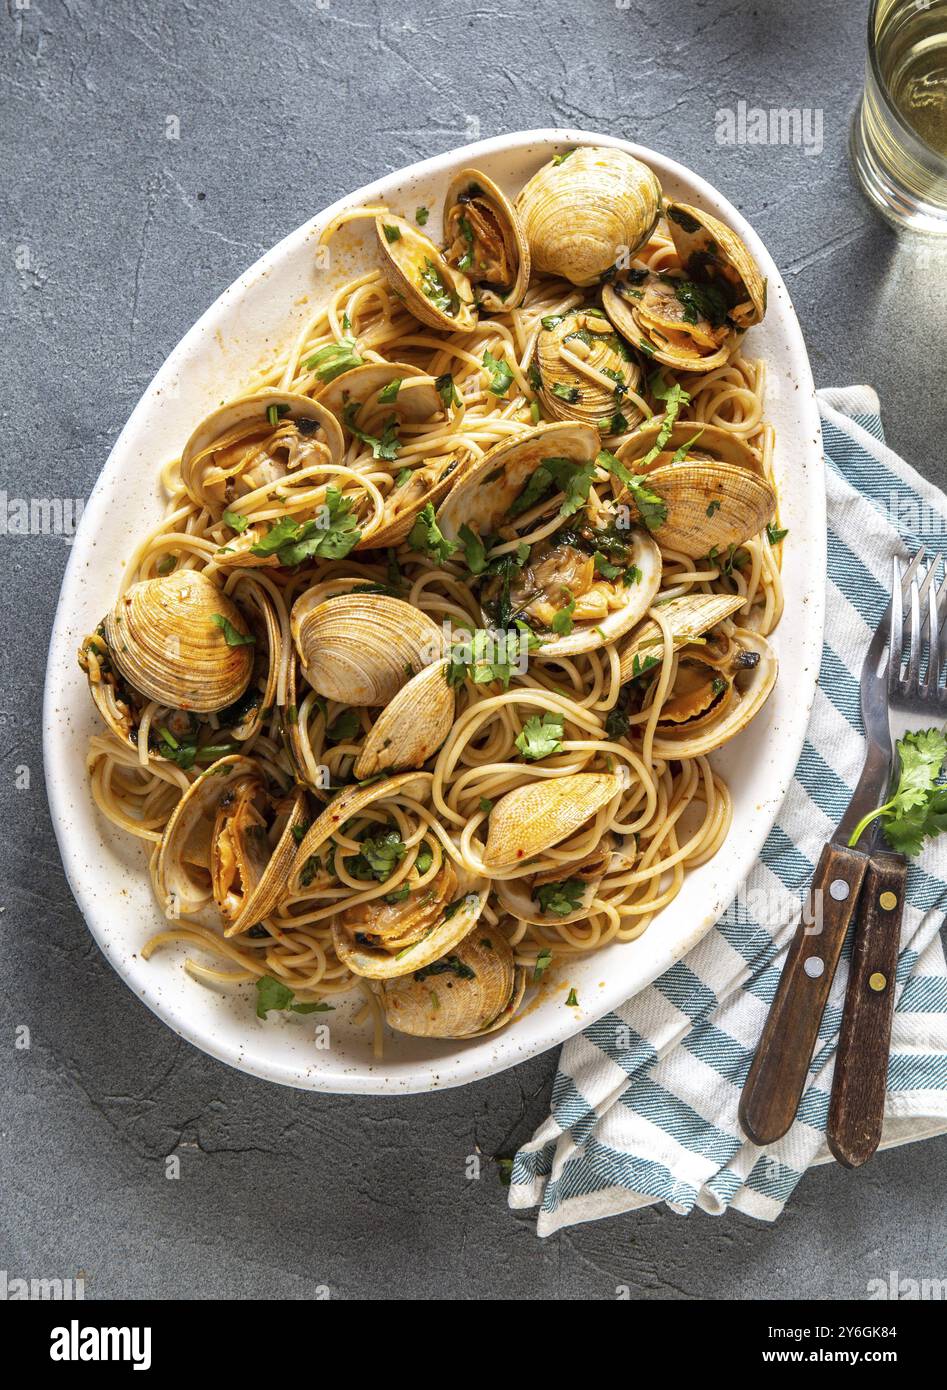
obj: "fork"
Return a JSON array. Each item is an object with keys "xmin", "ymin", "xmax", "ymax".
[
  {"xmin": 740, "ymin": 549, "xmax": 939, "ymax": 1152},
  {"xmin": 827, "ymin": 554, "xmax": 946, "ymax": 1166}
]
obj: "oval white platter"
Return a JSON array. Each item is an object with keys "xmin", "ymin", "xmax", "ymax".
[{"xmin": 43, "ymin": 128, "xmax": 825, "ymax": 1094}]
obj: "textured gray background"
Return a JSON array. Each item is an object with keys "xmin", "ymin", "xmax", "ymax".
[{"xmin": 3, "ymin": 0, "xmax": 947, "ymax": 1301}]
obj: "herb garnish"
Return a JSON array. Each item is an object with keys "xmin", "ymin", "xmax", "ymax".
[
  {"xmin": 304, "ymin": 336, "xmax": 363, "ymax": 382},
  {"xmin": 256, "ymin": 977, "xmax": 334, "ymax": 1018},
  {"xmin": 515, "ymin": 711, "xmax": 565, "ymax": 761},
  {"xmin": 848, "ymin": 728, "xmax": 947, "ymax": 856}
]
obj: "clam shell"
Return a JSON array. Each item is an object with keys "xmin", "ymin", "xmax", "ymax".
[
  {"xmin": 494, "ymin": 841, "xmax": 613, "ymax": 926},
  {"xmin": 483, "ymin": 772, "xmax": 622, "ymax": 871},
  {"xmin": 629, "ymin": 460, "xmax": 775, "ymax": 559},
  {"xmin": 531, "ymin": 527, "xmax": 663, "ymax": 659},
  {"xmin": 180, "ymin": 389, "xmax": 344, "ymax": 520},
  {"xmin": 617, "ymin": 593, "xmax": 746, "ymax": 684},
  {"xmin": 515, "ymin": 146, "xmax": 662, "ymax": 286},
  {"xmin": 536, "ymin": 308, "xmax": 644, "ymax": 432},
  {"xmin": 105, "ymin": 570, "xmax": 254, "ymax": 714},
  {"xmin": 602, "ymin": 271, "xmax": 738, "ymax": 374},
  {"xmin": 435, "ymin": 420, "xmax": 661, "ymax": 658},
  {"xmin": 617, "ymin": 420, "xmax": 764, "ymax": 477},
  {"xmin": 436, "ymin": 421, "xmax": 599, "ymax": 540},
  {"xmin": 155, "ymin": 754, "xmax": 259, "ymax": 919},
  {"xmin": 352, "ymin": 659, "xmax": 455, "ymax": 779},
  {"xmin": 288, "ymin": 771, "xmax": 433, "ymax": 895},
  {"xmin": 355, "ymin": 454, "xmax": 463, "ymax": 551},
  {"xmin": 650, "ymin": 629, "xmax": 777, "ymax": 758},
  {"xmin": 379, "ymin": 927, "xmax": 525, "ymax": 1038},
  {"xmin": 666, "ymin": 201, "xmax": 766, "ymax": 329},
  {"xmin": 224, "ymin": 784, "xmax": 308, "ymax": 937},
  {"xmin": 316, "ymin": 362, "xmax": 443, "ymax": 424},
  {"xmin": 443, "ymin": 166, "xmax": 531, "ymax": 311},
  {"xmin": 375, "ymin": 215, "xmax": 477, "ymax": 332},
  {"xmin": 290, "ymin": 592, "xmax": 444, "ymax": 706}
]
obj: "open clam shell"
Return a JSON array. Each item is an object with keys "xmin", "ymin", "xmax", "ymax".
[
  {"xmin": 352, "ymin": 659, "xmax": 455, "ymax": 779},
  {"xmin": 180, "ymin": 389, "xmax": 344, "ymax": 528},
  {"xmin": 316, "ymin": 362, "xmax": 443, "ymax": 425},
  {"xmin": 436, "ymin": 421, "xmax": 662, "ymax": 658},
  {"xmin": 291, "ymin": 591, "xmax": 444, "ymax": 707},
  {"xmin": 285, "ymin": 772, "xmax": 488, "ymax": 980},
  {"xmin": 483, "ymin": 772, "xmax": 623, "ymax": 872},
  {"xmin": 443, "ymin": 166, "xmax": 530, "ymax": 312},
  {"xmin": 154, "ymin": 755, "xmax": 305, "ymax": 934},
  {"xmin": 494, "ymin": 839, "xmax": 614, "ymax": 927},
  {"xmin": 375, "ymin": 214, "xmax": 477, "ymax": 333},
  {"xmin": 515, "ymin": 146, "xmax": 662, "ymax": 286},
  {"xmin": 356, "ymin": 454, "xmax": 463, "ymax": 551},
  {"xmin": 535, "ymin": 308, "xmax": 644, "ymax": 433},
  {"xmin": 379, "ymin": 927, "xmax": 526, "ymax": 1039},
  {"xmin": 618, "ymin": 593, "xmax": 746, "ymax": 685},
  {"xmin": 602, "ymin": 270, "xmax": 737, "ymax": 374},
  {"xmin": 105, "ymin": 570, "xmax": 254, "ymax": 714},
  {"xmin": 649, "ymin": 629, "xmax": 777, "ymax": 758},
  {"xmin": 665, "ymin": 201, "xmax": 766, "ymax": 330}
]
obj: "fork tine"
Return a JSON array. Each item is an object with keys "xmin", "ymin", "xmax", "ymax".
[
  {"xmin": 904, "ymin": 577, "xmax": 922, "ymax": 694},
  {"xmin": 888, "ymin": 555, "xmax": 904, "ymax": 698},
  {"xmin": 927, "ymin": 575, "xmax": 942, "ymax": 700}
]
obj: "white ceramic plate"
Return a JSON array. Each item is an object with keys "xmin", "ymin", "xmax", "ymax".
[{"xmin": 43, "ymin": 129, "xmax": 825, "ymax": 1094}]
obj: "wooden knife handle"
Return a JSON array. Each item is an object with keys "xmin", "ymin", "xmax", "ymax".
[
  {"xmin": 827, "ymin": 853, "xmax": 906, "ymax": 1168},
  {"xmin": 739, "ymin": 842, "xmax": 869, "ymax": 1147}
]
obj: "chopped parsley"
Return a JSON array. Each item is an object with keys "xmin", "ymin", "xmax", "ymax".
[
  {"xmin": 210, "ymin": 613, "xmax": 255, "ymax": 647},
  {"xmin": 222, "ymin": 510, "xmax": 250, "ymax": 533},
  {"xmin": 415, "ymin": 206, "xmax": 429, "ymax": 226},
  {"xmin": 534, "ymin": 877, "xmax": 585, "ymax": 917},
  {"xmin": 515, "ymin": 711, "xmax": 565, "ymax": 761},
  {"xmin": 304, "ymin": 336, "xmax": 363, "ymax": 382},
  {"xmin": 342, "ymin": 401, "xmax": 401, "ymax": 461},
  {"xmin": 407, "ymin": 503, "xmax": 457, "ymax": 563},
  {"xmin": 255, "ymin": 977, "xmax": 334, "ymax": 1019},
  {"xmin": 435, "ymin": 372, "xmax": 461, "ymax": 409},
  {"xmin": 551, "ymin": 589, "xmax": 576, "ymax": 636},
  {"xmin": 482, "ymin": 348, "xmax": 515, "ymax": 397}
]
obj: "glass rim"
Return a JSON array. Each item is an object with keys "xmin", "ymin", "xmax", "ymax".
[{"xmin": 866, "ymin": 0, "xmax": 947, "ymax": 164}]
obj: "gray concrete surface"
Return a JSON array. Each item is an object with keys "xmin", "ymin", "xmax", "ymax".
[{"xmin": 3, "ymin": 0, "xmax": 947, "ymax": 1301}]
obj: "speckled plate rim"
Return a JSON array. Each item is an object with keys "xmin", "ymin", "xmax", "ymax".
[{"xmin": 43, "ymin": 128, "xmax": 825, "ymax": 1094}]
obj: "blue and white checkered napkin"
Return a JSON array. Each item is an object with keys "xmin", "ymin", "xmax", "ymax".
[{"xmin": 510, "ymin": 387, "xmax": 947, "ymax": 1233}]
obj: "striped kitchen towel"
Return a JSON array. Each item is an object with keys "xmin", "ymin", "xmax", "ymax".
[{"xmin": 509, "ymin": 386, "xmax": 947, "ymax": 1233}]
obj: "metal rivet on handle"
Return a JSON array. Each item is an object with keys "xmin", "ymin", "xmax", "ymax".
[
  {"xmin": 829, "ymin": 879, "xmax": 850, "ymax": 901},
  {"xmin": 869, "ymin": 972, "xmax": 887, "ymax": 992},
  {"xmin": 879, "ymin": 891, "xmax": 898, "ymax": 911},
  {"xmin": 804, "ymin": 957, "xmax": 825, "ymax": 978}
]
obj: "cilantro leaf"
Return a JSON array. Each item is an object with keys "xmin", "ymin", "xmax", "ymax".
[
  {"xmin": 408, "ymin": 502, "xmax": 457, "ymax": 563},
  {"xmin": 596, "ymin": 449, "xmax": 667, "ymax": 532},
  {"xmin": 482, "ymin": 348, "xmax": 515, "ymax": 397},
  {"xmin": 457, "ymin": 523, "xmax": 488, "ymax": 575},
  {"xmin": 222, "ymin": 509, "xmax": 250, "ymax": 533},
  {"xmin": 550, "ymin": 588, "xmax": 576, "ymax": 636},
  {"xmin": 848, "ymin": 728, "xmax": 947, "ymax": 854},
  {"xmin": 533, "ymin": 877, "xmax": 585, "ymax": 916},
  {"xmin": 342, "ymin": 401, "xmax": 401, "ymax": 461},
  {"xmin": 256, "ymin": 977, "xmax": 334, "ymax": 1018},
  {"xmin": 515, "ymin": 711, "xmax": 565, "ymax": 761},
  {"xmin": 435, "ymin": 372, "xmax": 461, "ymax": 409},
  {"xmin": 211, "ymin": 613, "xmax": 255, "ymax": 647},
  {"xmin": 249, "ymin": 489, "xmax": 360, "ymax": 565},
  {"xmin": 304, "ymin": 336, "xmax": 363, "ymax": 383}
]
